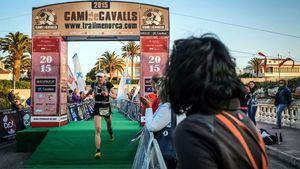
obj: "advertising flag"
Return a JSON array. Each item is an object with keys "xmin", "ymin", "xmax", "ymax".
[
  {"xmin": 117, "ymin": 59, "xmax": 129, "ymax": 100},
  {"xmin": 132, "ymin": 81, "xmax": 140, "ymax": 101},
  {"xmin": 67, "ymin": 65, "xmax": 77, "ymax": 91},
  {"xmin": 72, "ymin": 53, "xmax": 86, "ymax": 92}
]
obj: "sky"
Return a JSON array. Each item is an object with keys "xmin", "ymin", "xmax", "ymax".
[{"xmin": 1, "ymin": 0, "xmax": 300, "ymax": 76}]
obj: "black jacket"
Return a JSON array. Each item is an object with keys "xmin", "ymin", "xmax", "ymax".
[
  {"xmin": 274, "ymin": 86, "xmax": 292, "ymax": 106},
  {"xmin": 174, "ymin": 107, "xmax": 266, "ymax": 169}
]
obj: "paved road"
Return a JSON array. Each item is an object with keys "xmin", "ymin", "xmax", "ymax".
[
  {"xmin": 1, "ymin": 141, "xmax": 298, "ymax": 169},
  {"xmin": 268, "ymin": 153, "xmax": 298, "ymax": 169},
  {"xmin": 0, "ymin": 141, "xmax": 31, "ymax": 169}
]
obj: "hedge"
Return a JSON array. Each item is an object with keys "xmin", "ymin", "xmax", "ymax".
[{"xmin": 0, "ymin": 80, "xmax": 31, "ymax": 109}]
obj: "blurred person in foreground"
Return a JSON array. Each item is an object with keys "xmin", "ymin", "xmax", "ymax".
[{"xmin": 165, "ymin": 34, "xmax": 268, "ymax": 169}]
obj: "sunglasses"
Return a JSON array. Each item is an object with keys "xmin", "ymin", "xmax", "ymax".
[{"xmin": 97, "ymin": 76, "xmax": 104, "ymax": 78}]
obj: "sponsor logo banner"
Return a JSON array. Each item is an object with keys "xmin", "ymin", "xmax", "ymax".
[
  {"xmin": 32, "ymin": 2, "xmax": 169, "ymax": 36},
  {"xmin": 0, "ymin": 110, "xmax": 22, "ymax": 141}
]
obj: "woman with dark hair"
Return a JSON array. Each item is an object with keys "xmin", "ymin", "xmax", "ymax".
[
  {"xmin": 247, "ymin": 81, "xmax": 258, "ymax": 125},
  {"xmin": 165, "ymin": 34, "xmax": 268, "ymax": 169},
  {"xmin": 140, "ymin": 79, "xmax": 181, "ymax": 169}
]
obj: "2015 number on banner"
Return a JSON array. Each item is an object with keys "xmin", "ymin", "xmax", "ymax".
[
  {"xmin": 148, "ymin": 56, "xmax": 161, "ymax": 72},
  {"xmin": 40, "ymin": 56, "xmax": 53, "ymax": 72}
]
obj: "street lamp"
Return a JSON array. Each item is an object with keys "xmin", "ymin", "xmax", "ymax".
[
  {"xmin": 258, "ymin": 52, "xmax": 268, "ymax": 81},
  {"xmin": 278, "ymin": 57, "xmax": 295, "ymax": 80},
  {"xmin": 258, "ymin": 52, "xmax": 267, "ymax": 73}
]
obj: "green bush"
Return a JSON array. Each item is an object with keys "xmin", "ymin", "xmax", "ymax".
[
  {"xmin": 239, "ymin": 73, "xmax": 251, "ymax": 78},
  {"xmin": 0, "ymin": 80, "xmax": 31, "ymax": 109},
  {"xmin": 254, "ymin": 77, "xmax": 300, "ymax": 98}
]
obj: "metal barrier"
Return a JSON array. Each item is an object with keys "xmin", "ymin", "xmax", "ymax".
[
  {"xmin": 116, "ymin": 99, "xmax": 167, "ymax": 169},
  {"xmin": 132, "ymin": 128, "xmax": 167, "ymax": 169},
  {"xmin": 67, "ymin": 100, "xmax": 95, "ymax": 121},
  {"xmin": 117, "ymin": 99, "xmax": 140, "ymax": 121}
]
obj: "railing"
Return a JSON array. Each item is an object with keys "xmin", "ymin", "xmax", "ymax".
[
  {"xmin": 115, "ymin": 99, "xmax": 167, "ymax": 169},
  {"xmin": 256, "ymin": 99, "xmax": 300, "ymax": 129},
  {"xmin": 67, "ymin": 100, "xmax": 95, "ymax": 121},
  {"xmin": 132, "ymin": 128, "xmax": 167, "ymax": 169},
  {"xmin": 117, "ymin": 99, "xmax": 140, "ymax": 121}
]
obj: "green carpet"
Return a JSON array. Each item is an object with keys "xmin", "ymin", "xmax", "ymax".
[{"xmin": 25, "ymin": 110, "xmax": 141, "ymax": 169}]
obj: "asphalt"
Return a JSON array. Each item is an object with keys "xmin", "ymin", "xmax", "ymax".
[
  {"xmin": 0, "ymin": 141, "xmax": 31, "ymax": 169},
  {"xmin": 257, "ymin": 122, "xmax": 300, "ymax": 168}
]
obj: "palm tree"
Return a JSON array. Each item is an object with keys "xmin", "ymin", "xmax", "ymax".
[
  {"xmin": 248, "ymin": 58, "xmax": 262, "ymax": 77},
  {"xmin": 121, "ymin": 41, "xmax": 140, "ymax": 80},
  {"xmin": 0, "ymin": 32, "xmax": 31, "ymax": 81},
  {"xmin": 94, "ymin": 51, "xmax": 125, "ymax": 81}
]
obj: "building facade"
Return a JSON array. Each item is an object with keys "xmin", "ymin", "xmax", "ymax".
[{"xmin": 248, "ymin": 58, "xmax": 300, "ymax": 79}]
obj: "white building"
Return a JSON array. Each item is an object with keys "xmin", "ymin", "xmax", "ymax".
[
  {"xmin": 0, "ymin": 61, "xmax": 13, "ymax": 80},
  {"xmin": 257, "ymin": 58, "xmax": 300, "ymax": 78}
]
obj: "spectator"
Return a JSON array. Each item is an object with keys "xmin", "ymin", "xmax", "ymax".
[
  {"xmin": 72, "ymin": 89, "xmax": 81, "ymax": 104},
  {"xmin": 140, "ymin": 78, "xmax": 185, "ymax": 169},
  {"xmin": 79, "ymin": 91, "xmax": 86, "ymax": 103},
  {"xmin": 141, "ymin": 74, "xmax": 161, "ymax": 115},
  {"xmin": 85, "ymin": 88, "xmax": 94, "ymax": 101},
  {"xmin": 165, "ymin": 34, "xmax": 268, "ymax": 169},
  {"xmin": 149, "ymin": 74, "xmax": 161, "ymax": 112},
  {"xmin": 8, "ymin": 89, "xmax": 18, "ymax": 109},
  {"xmin": 84, "ymin": 86, "xmax": 89, "ymax": 95},
  {"xmin": 67, "ymin": 90, "xmax": 74, "ymax": 103},
  {"xmin": 247, "ymin": 81, "xmax": 258, "ymax": 125},
  {"xmin": 127, "ymin": 86, "xmax": 137, "ymax": 101},
  {"xmin": 273, "ymin": 79, "xmax": 292, "ymax": 129},
  {"xmin": 240, "ymin": 85, "xmax": 250, "ymax": 115}
]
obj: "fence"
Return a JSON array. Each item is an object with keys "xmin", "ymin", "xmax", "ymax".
[
  {"xmin": 117, "ymin": 99, "xmax": 140, "ymax": 121},
  {"xmin": 0, "ymin": 108, "xmax": 30, "ymax": 142},
  {"xmin": 256, "ymin": 99, "xmax": 300, "ymax": 129},
  {"xmin": 116, "ymin": 99, "xmax": 167, "ymax": 169},
  {"xmin": 67, "ymin": 100, "xmax": 95, "ymax": 122}
]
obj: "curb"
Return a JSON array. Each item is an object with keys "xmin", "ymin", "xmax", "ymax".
[{"xmin": 266, "ymin": 145, "xmax": 300, "ymax": 168}]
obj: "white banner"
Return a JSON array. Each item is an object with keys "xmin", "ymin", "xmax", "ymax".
[
  {"xmin": 117, "ymin": 59, "xmax": 129, "ymax": 100},
  {"xmin": 67, "ymin": 65, "xmax": 77, "ymax": 91},
  {"xmin": 132, "ymin": 81, "xmax": 140, "ymax": 101},
  {"xmin": 72, "ymin": 53, "xmax": 86, "ymax": 92}
]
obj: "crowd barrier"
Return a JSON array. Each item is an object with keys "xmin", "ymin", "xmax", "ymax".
[
  {"xmin": 0, "ymin": 108, "xmax": 30, "ymax": 142},
  {"xmin": 0, "ymin": 100, "xmax": 95, "ymax": 143},
  {"xmin": 132, "ymin": 128, "xmax": 167, "ymax": 169},
  {"xmin": 67, "ymin": 100, "xmax": 95, "ymax": 122},
  {"xmin": 117, "ymin": 99, "xmax": 140, "ymax": 121},
  {"xmin": 116, "ymin": 99, "xmax": 167, "ymax": 169}
]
